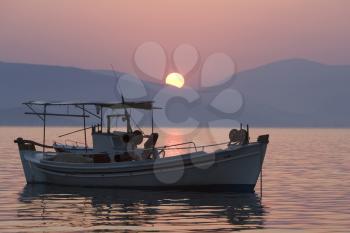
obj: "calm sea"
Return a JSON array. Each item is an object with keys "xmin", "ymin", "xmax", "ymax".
[{"xmin": 0, "ymin": 127, "xmax": 349, "ymax": 232}]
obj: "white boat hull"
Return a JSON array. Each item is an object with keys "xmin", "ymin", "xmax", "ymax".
[{"xmin": 17, "ymin": 142, "xmax": 267, "ymax": 192}]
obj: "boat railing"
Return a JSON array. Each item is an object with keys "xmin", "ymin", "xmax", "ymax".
[
  {"xmin": 64, "ymin": 139, "xmax": 86, "ymax": 147},
  {"xmin": 157, "ymin": 141, "xmax": 230, "ymax": 152},
  {"xmin": 160, "ymin": 141, "xmax": 199, "ymax": 152}
]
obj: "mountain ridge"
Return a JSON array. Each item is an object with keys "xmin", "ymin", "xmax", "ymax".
[{"xmin": 0, "ymin": 59, "xmax": 349, "ymax": 127}]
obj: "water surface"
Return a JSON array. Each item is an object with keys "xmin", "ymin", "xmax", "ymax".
[{"xmin": 0, "ymin": 127, "xmax": 349, "ymax": 232}]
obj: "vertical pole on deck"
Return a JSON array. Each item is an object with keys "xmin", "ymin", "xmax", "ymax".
[
  {"xmin": 151, "ymin": 109, "xmax": 154, "ymax": 135},
  {"xmin": 247, "ymin": 124, "xmax": 249, "ymax": 141},
  {"xmin": 100, "ymin": 107, "xmax": 103, "ymax": 132},
  {"xmin": 151, "ymin": 109, "xmax": 154, "ymax": 155},
  {"xmin": 260, "ymin": 152, "xmax": 263, "ymax": 201},
  {"xmin": 240, "ymin": 123, "xmax": 243, "ymax": 143},
  {"xmin": 43, "ymin": 105, "xmax": 47, "ymax": 153},
  {"xmin": 83, "ymin": 105, "xmax": 87, "ymax": 152}
]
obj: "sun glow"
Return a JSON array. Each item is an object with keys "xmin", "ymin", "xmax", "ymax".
[{"xmin": 165, "ymin": 73, "xmax": 185, "ymax": 88}]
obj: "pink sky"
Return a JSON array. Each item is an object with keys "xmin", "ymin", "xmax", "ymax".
[{"xmin": 1, "ymin": 0, "xmax": 350, "ymax": 73}]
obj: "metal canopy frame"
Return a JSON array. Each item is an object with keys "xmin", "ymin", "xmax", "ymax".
[
  {"xmin": 23, "ymin": 100, "xmax": 160, "ymax": 153},
  {"xmin": 23, "ymin": 100, "xmax": 160, "ymax": 110}
]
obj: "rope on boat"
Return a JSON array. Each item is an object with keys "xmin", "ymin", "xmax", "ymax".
[
  {"xmin": 157, "ymin": 141, "xmax": 231, "ymax": 151},
  {"xmin": 110, "ymin": 141, "xmax": 232, "ymax": 154}
]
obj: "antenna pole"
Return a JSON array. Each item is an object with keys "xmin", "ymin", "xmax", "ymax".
[{"xmin": 110, "ymin": 64, "xmax": 123, "ymax": 100}]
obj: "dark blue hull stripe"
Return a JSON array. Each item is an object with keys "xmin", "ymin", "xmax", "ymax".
[{"xmin": 27, "ymin": 182, "xmax": 256, "ymax": 193}]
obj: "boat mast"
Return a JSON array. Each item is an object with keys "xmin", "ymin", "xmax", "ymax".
[
  {"xmin": 151, "ymin": 109, "xmax": 154, "ymax": 135},
  {"xmin": 100, "ymin": 106, "xmax": 103, "ymax": 132},
  {"xmin": 82, "ymin": 104, "xmax": 87, "ymax": 152},
  {"xmin": 43, "ymin": 104, "xmax": 47, "ymax": 153},
  {"xmin": 124, "ymin": 108, "xmax": 132, "ymax": 133}
]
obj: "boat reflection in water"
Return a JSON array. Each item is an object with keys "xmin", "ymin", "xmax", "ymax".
[{"xmin": 18, "ymin": 184, "xmax": 266, "ymax": 232}]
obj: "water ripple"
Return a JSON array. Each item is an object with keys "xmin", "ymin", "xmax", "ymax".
[{"xmin": 0, "ymin": 127, "xmax": 349, "ymax": 232}]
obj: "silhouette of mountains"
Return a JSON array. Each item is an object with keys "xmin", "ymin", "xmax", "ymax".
[
  {"xmin": 0, "ymin": 59, "xmax": 349, "ymax": 127},
  {"xmin": 234, "ymin": 59, "xmax": 350, "ymax": 127}
]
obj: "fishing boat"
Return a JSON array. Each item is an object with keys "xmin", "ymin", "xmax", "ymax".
[{"xmin": 14, "ymin": 100, "xmax": 269, "ymax": 192}]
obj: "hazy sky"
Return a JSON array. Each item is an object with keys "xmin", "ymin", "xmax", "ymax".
[{"xmin": 1, "ymin": 0, "xmax": 350, "ymax": 73}]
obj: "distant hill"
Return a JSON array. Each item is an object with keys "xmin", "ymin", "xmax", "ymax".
[
  {"xmin": 0, "ymin": 62, "xmax": 116, "ymax": 108},
  {"xmin": 233, "ymin": 59, "xmax": 350, "ymax": 127},
  {"xmin": 0, "ymin": 62, "xmax": 112, "ymax": 125},
  {"xmin": 0, "ymin": 59, "xmax": 349, "ymax": 127}
]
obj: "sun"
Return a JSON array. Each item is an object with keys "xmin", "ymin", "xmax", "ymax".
[{"xmin": 165, "ymin": 73, "xmax": 185, "ymax": 88}]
